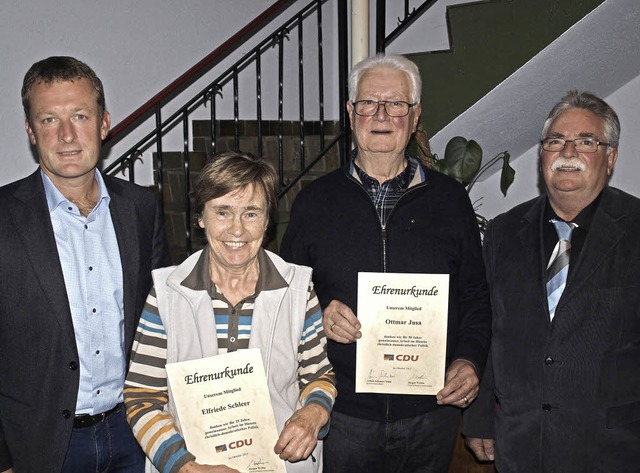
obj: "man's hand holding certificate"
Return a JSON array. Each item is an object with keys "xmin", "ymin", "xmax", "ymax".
[{"xmin": 355, "ymin": 272, "xmax": 449, "ymax": 395}]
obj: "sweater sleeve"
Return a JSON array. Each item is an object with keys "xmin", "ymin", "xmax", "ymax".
[
  {"xmin": 124, "ymin": 287, "xmax": 195, "ymax": 473},
  {"xmin": 297, "ymin": 282, "xmax": 337, "ymax": 438}
]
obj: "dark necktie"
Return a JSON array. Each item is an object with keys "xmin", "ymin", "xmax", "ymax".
[{"xmin": 546, "ymin": 219, "xmax": 577, "ymax": 321}]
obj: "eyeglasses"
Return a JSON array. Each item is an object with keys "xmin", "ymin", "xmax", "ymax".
[
  {"xmin": 540, "ymin": 137, "xmax": 611, "ymax": 153},
  {"xmin": 352, "ymin": 100, "xmax": 415, "ymax": 117}
]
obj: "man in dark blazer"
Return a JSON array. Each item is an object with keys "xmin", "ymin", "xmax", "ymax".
[
  {"xmin": 464, "ymin": 90, "xmax": 640, "ymax": 472},
  {"xmin": 0, "ymin": 56, "xmax": 170, "ymax": 472}
]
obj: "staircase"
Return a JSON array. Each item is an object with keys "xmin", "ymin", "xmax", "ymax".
[
  {"xmin": 408, "ymin": 0, "xmax": 605, "ymax": 139},
  {"xmin": 160, "ymin": 118, "xmax": 342, "ymax": 261},
  {"xmin": 102, "ymin": 0, "xmax": 631, "ymax": 263},
  {"xmin": 429, "ymin": 0, "xmax": 640, "ymax": 188},
  {"xmin": 95, "ymin": 2, "xmax": 640, "ymax": 469}
]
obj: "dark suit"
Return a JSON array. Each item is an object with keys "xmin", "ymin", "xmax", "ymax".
[
  {"xmin": 464, "ymin": 186, "xmax": 640, "ymax": 473},
  {"xmin": 0, "ymin": 170, "xmax": 170, "ymax": 472}
]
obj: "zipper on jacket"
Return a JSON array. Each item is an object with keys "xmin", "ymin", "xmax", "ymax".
[
  {"xmin": 381, "ymin": 226, "xmax": 387, "ymax": 273},
  {"xmin": 346, "ymin": 172, "xmax": 426, "ymax": 274},
  {"xmin": 346, "ymin": 165, "xmax": 428, "ymax": 422}
]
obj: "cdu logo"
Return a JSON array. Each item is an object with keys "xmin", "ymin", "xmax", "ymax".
[
  {"xmin": 229, "ymin": 438, "xmax": 253, "ymax": 449},
  {"xmin": 384, "ymin": 354, "xmax": 419, "ymax": 362}
]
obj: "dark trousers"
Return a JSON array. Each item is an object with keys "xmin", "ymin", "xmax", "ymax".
[
  {"xmin": 323, "ymin": 407, "xmax": 459, "ymax": 473},
  {"xmin": 61, "ymin": 405, "xmax": 145, "ymax": 472}
]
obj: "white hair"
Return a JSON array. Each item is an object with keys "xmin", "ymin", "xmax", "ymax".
[{"xmin": 348, "ymin": 53, "xmax": 422, "ymax": 104}]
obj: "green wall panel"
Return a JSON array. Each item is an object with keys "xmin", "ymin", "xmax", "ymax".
[{"xmin": 407, "ymin": 0, "xmax": 605, "ymax": 139}]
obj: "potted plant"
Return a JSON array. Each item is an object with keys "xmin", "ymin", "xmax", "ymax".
[{"xmin": 413, "ymin": 124, "xmax": 515, "ymax": 234}]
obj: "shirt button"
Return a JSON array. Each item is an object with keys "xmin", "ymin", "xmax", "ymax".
[
  {"xmin": 542, "ymin": 403, "xmax": 552, "ymax": 412},
  {"xmin": 69, "ymin": 361, "xmax": 78, "ymax": 370},
  {"xmin": 544, "ymin": 356, "xmax": 554, "ymax": 366},
  {"xmin": 96, "ymin": 350, "xmax": 100, "ymax": 355},
  {"xmin": 88, "ymin": 266, "xmax": 93, "ymax": 271},
  {"xmin": 92, "ymin": 308, "xmax": 97, "ymax": 313}
]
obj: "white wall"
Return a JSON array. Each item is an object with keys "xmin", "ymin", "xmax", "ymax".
[
  {"xmin": 469, "ymin": 73, "xmax": 640, "ymax": 221},
  {"xmin": 4, "ymin": 0, "xmax": 638, "ymax": 216},
  {"xmin": 0, "ymin": 0, "xmax": 333, "ymax": 186},
  {"xmin": 0, "ymin": 0, "xmax": 463, "ymax": 187},
  {"xmin": 382, "ymin": 0, "xmax": 472, "ymax": 55}
]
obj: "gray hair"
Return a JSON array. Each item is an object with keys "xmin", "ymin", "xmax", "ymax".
[
  {"xmin": 541, "ymin": 90, "xmax": 620, "ymax": 151},
  {"xmin": 348, "ymin": 53, "xmax": 422, "ymax": 104}
]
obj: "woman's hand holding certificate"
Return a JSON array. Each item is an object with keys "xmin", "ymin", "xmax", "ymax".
[{"xmin": 274, "ymin": 403, "xmax": 329, "ymax": 462}]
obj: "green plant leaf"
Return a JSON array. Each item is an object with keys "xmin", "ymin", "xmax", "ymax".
[
  {"xmin": 500, "ymin": 151, "xmax": 515, "ymax": 196},
  {"xmin": 433, "ymin": 160, "xmax": 450, "ymax": 175},
  {"xmin": 443, "ymin": 136, "xmax": 482, "ymax": 184}
]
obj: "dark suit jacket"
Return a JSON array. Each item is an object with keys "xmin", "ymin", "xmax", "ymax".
[
  {"xmin": 0, "ymin": 170, "xmax": 170, "ymax": 472},
  {"xmin": 464, "ymin": 186, "xmax": 640, "ymax": 473}
]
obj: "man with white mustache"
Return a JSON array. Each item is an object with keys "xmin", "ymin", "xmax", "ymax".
[
  {"xmin": 550, "ymin": 157, "xmax": 586, "ymax": 172},
  {"xmin": 462, "ymin": 90, "xmax": 640, "ymax": 472}
]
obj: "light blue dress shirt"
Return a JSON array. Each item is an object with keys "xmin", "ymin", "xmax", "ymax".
[{"xmin": 42, "ymin": 170, "xmax": 125, "ymax": 415}]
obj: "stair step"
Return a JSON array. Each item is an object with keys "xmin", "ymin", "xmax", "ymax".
[{"xmin": 408, "ymin": 0, "xmax": 605, "ymax": 137}]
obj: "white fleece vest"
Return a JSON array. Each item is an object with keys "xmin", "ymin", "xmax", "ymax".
[{"xmin": 150, "ymin": 249, "xmax": 322, "ymax": 473}]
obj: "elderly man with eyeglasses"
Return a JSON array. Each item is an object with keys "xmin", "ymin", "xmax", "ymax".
[
  {"xmin": 463, "ymin": 90, "xmax": 640, "ymax": 473},
  {"xmin": 281, "ymin": 54, "xmax": 491, "ymax": 473}
]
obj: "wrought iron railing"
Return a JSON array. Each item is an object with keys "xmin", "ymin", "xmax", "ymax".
[
  {"xmin": 375, "ymin": 0, "xmax": 439, "ymax": 53},
  {"xmin": 102, "ymin": 0, "xmax": 438, "ymax": 256},
  {"xmin": 104, "ymin": 0, "xmax": 349, "ymax": 255}
]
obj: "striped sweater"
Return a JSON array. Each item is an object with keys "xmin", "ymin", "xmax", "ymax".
[{"xmin": 124, "ymin": 248, "xmax": 336, "ymax": 473}]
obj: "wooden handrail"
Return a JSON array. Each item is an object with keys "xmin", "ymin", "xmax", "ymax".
[{"xmin": 105, "ymin": 0, "xmax": 296, "ymax": 143}]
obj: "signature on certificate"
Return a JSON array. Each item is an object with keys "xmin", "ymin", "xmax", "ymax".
[
  {"xmin": 367, "ymin": 369, "xmax": 396, "ymax": 382},
  {"xmin": 409, "ymin": 372, "xmax": 427, "ymax": 381},
  {"xmin": 247, "ymin": 457, "xmax": 269, "ymax": 471}
]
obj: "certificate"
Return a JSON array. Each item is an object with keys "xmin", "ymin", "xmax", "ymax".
[
  {"xmin": 166, "ymin": 349, "xmax": 286, "ymax": 473},
  {"xmin": 355, "ymin": 272, "xmax": 449, "ymax": 395}
]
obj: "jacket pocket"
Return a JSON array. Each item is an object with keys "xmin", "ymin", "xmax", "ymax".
[
  {"xmin": 0, "ymin": 394, "xmax": 33, "ymax": 425},
  {"xmin": 606, "ymin": 399, "xmax": 640, "ymax": 428}
]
